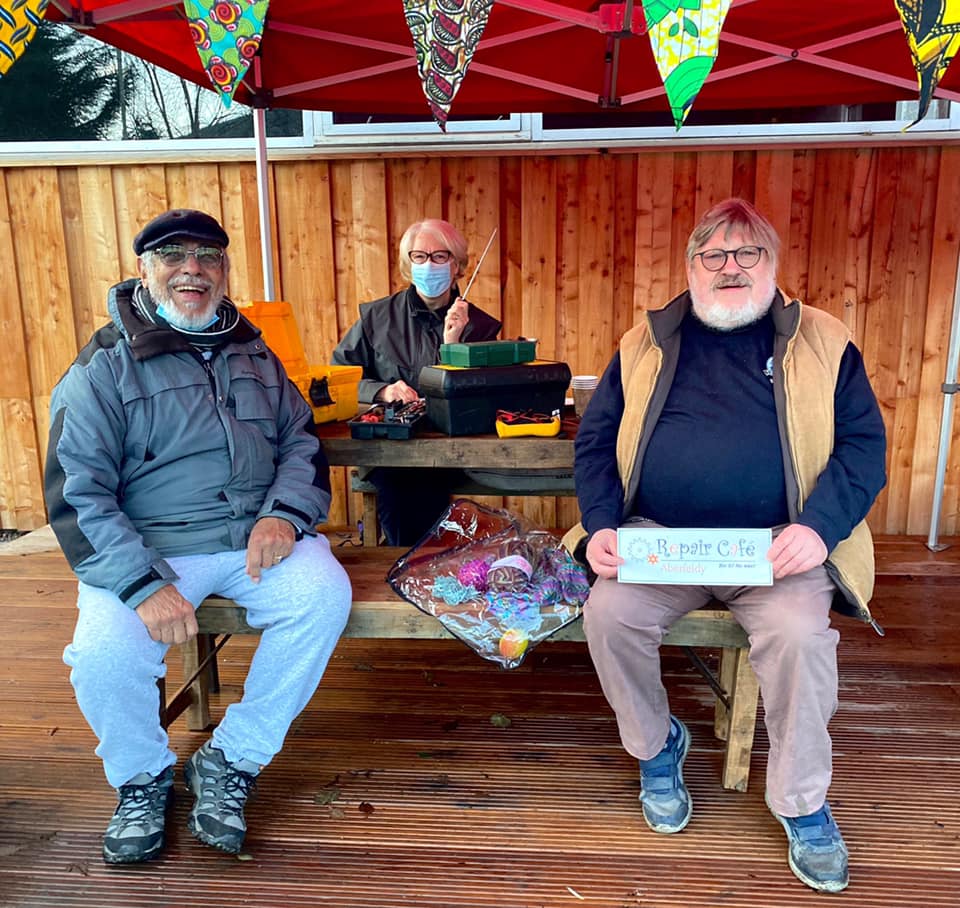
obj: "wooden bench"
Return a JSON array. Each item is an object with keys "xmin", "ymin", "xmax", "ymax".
[{"xmin": 164, "ymin": 545, "xmax": 760, "ymax": 792}]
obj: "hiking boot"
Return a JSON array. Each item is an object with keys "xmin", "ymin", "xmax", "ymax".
[
  {"xmin": 102, "ymin": 766, "xmax": 174, "ymax": 864},
  {"xmin": 184, "ymin": 742, "xmax": 258, "ymax": 854},
  {"xmin": 638, "ymin": 715, "xmax": 692, "ymax": 834},
  {"xmin": 768, "ymin": 796, "xmax": 849, "ymax": 892}
]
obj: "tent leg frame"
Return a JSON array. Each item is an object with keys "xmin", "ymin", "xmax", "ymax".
[{"xmin": 927, "ymin": 255, "xmax": 960, "ymax": 552}]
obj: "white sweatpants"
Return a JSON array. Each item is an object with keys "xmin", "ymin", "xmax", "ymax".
[{"xmin": 63, "ymin": 534, "xmax": 352, "ymax": 789}]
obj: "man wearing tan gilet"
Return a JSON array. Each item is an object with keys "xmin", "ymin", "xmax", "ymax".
[{"xmin": 564, "ymin": 198, "xmax": 886, "ymax": 894}]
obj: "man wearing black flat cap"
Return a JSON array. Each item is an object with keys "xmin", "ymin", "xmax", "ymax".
[{"xmin": 45, "ymin": 209, "xmax": 352, "ymax": 864}]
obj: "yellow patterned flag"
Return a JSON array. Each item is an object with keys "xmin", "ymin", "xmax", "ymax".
[
  {"xmin": 643, "ymin": 0, "xmax": 732, "ymax": 130},
  {"xmin": 0, "ymin": 0, "xmax": 48, "ymax": 79},
  {"xmin": 895, "ymin": 0, "xmax": 960, "ymax": 125},
  {"xmin": 404, "ymin": 0, "xmax": 494, "ymax": 130}
]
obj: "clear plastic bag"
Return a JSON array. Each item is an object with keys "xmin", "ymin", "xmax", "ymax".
[{"xmin": 387, "ymin": 499, "xmax": 590, "ymax": 668}]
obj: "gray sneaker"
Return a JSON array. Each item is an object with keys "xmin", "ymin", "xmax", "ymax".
[
  {"xmin": 184, "ymin": 742, "xmax": 258, "ymax": 854},
  {"xmin": 102, "ymin": 766, "xmax": 174, "ymax": 864},
  {"xmin": 767, "ymin": 795, "xmax": 849, "ymax": 892}
]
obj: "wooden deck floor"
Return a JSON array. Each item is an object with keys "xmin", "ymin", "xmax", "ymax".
[{"xmin": 1, "ymin": 536, "xmax": 958, "ymax": 907}]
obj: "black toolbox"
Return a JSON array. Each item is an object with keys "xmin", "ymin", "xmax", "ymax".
[{"xmin": 418, "ymin": 360, "xmax": 571, "ymax": 436}]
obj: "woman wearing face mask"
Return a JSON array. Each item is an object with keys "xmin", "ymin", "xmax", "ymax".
[{"xmin": 332, "ymin": 218, "xmax": 501, "ymax": 544}]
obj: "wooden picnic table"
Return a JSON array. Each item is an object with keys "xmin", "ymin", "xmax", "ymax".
[
  {"xmin": 315, "ymin": 419, "xmax": 576, "ymax": 471},
  {"xmin": 315, "ymin": 420, "xmax": 578, "ymax": 545}
]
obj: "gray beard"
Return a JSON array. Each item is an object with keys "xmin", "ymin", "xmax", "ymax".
[{"xmin": 690, "ymin": 294, "xmax": 772, "ymax": 331}]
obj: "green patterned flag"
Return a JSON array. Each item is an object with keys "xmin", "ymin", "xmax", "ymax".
[
  {"xmin": 644, "ymin": 0, "xmax": 731, "ymax": 130},
  {"xmin": 0, "ymin": 0, "xmax": 48, "ymax": 79},
  {"xmin": 185, "ymin": 0, "xmax": 270, "ymax": 107},
  {"xmin": 404, "ymin": 0, "xmax": 494, "ymax": 130},
  {"xmin": 894, "ymin": 0, "xmax": 960, "ymax": 125}
]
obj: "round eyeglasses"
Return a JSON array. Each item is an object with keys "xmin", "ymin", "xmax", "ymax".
[
  {"xmin": 154, "ymin": 244, "xmax": 225, "ymax": 268},
  {"xmin": 409, "ymin": 249, "xmax": 453, "ymax": 265},
  {"xmin": 693, "ymin": 245, "xmax": 765, "ymax": 272}
]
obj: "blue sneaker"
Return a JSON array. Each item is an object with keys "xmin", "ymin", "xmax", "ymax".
[
  {"xmin": 767, "ymin": 796, "xmax": 849, "ymax": 892},
  {"xmin": 638, "ymin": 716, "xmax": 692, "ymax": 833}
]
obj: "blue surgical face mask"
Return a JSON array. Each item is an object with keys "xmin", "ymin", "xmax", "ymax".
[
  {"xmin": 411, "ymin": 261, "xmax": 454, "ymax": 300},
  {"xmin": 156, "ymin": 302, "xmax": 219, "ymax": 331}
]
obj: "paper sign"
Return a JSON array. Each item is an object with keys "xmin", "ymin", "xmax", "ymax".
[{"xmin": 617, "ymin": 527, "xmax": 773, "ymax": 586}]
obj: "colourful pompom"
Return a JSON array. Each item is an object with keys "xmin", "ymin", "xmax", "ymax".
[
  {"xmin": 457, "ymin": 558, "xmax": 491, "ymax": 591},
  {"xmin": 431, "ymin": 574, "xmax": 478, "ymax": 605}
]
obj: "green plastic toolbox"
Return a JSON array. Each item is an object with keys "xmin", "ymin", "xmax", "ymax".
[{"xmin": 439, "ymin": 339, "xmax": 537, "ymax": 367}]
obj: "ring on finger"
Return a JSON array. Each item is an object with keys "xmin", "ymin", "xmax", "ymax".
[{"xmin": 273, "ymin": 554, "xmax": 284, "ymax": 564}]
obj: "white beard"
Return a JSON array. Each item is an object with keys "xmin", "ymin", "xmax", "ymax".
[
  {"xmin": 147, "ymin": 276, "xmax": 223, "ymax": 330},
  {"xmin": 691, "ymin": 294, "xmax": 772, "ymax": 330}
]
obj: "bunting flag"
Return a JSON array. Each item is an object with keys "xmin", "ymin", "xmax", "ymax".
[
  {"xmin": 643, "ymin": 0, "xmax": 732, "ymax": 130},
  {"xmin": 184, "ymin": 0, "xmax": 270, "ymax": 107},
  {"xmin": 0, "ymin": 0, "xmax": 48, "ymax": 79},
  {"xmin": 404, "ymin": 0, "xmax": 494, "ymax": 130},
  {"xmin": 894, "ymin": 0, "xmax": 960, "ymax": 125}
]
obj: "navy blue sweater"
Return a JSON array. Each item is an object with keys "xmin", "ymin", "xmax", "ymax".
[
  {"xmin": 635, "ymin": 312, "xmax": 788, "ymax": 529},
  {"xmin": 575, "ymin": 310, "xmax": 887, "ymax": 554}
]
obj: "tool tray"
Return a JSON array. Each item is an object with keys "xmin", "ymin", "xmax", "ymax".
[{"xmin": 348, "ymin": 402, "xmax": 427, "ymax": 440}]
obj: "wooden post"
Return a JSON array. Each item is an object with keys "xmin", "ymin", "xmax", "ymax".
[
  {"xmin": 180, "ymin": 635, "xmax": 214, "ymax": 731},
  {"xmin": 720, "ymin": 647, "xmax": 761, "ymax": 792}
]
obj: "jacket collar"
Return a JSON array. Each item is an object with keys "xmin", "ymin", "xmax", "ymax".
[
  {"xmin": 108, "ymin": 278, "xmax": 259, "ymax": 361},
  {"xmin": 405, "ymin": 283, "xmax": 463, "ymax": 321}
]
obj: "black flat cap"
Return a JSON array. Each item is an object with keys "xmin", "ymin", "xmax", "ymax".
[{"xmin": 133, "ymin": 209, "xmax": 229, "ymax": 255}]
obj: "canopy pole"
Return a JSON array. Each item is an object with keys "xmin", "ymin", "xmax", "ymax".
[
  {"xmin": 252, "ymin": 59, "xmax": 276, "ymax": 301},
  {"xmin": 926, "ymin": 254, "xmax": 960, "ymax": 551}
]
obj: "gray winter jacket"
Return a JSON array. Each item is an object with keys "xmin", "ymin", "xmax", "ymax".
[{"xmin": 45, "ymin": 279, "xmax": 331, "ymax": 609}]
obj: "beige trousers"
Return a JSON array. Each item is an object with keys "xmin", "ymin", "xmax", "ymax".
[{"xmin": 584, "ymin": 554, "xmax": 838, "ymax": 817}]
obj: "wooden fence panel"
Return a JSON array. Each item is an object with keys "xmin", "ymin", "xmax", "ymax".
[
  {"xmin": 273, "ymin": 160, "xmax": 337, "ymax": 366},
  {"xmin": 0, "ymin": 174, "xmax": 43, "ymax": 529},
  {"xmin": 499, "ymin": 157, "xmax": 524, "ymax": 339},
  {"xmin": 218, "ymin": 161, "xmax": 261, "ymax": 307},
  {"xmin": 784, "ymin": 149, "xmax": 816, "ymax": 302},
  {"xmin": 910, "ymin": 147, "xmax": 960, "ymax": 535},
  {"xmin": 385, "ymin": 158, "xmax": 443, "ymax": 275},
  {"xmin": 6, "ymin": 168, "xmax": 77, "ymax": 469},
  {"xmin": 62, "ymin": 166, "xmax": 121, "ymax": 346},
  {"xmin": 111, "ymin": 164, "xmax": 169, "ymax": 286},
  {"xmin": 633, "ymin": 152, "xmax": 676, "ymax": 319},
  {"xmin": 1, "ymin": 146, "xmax": 959, "ymax": 538},
  {"xmin": 446, "ymin": 157, "xmax": 501, "ymax": 321},
  {"xmin": 611, "ymin": 154, "xmax": 638, "ymax": 345},
  {"xmin": 575, "ymin": 156, "xmax": 616, "ymax": 378}
]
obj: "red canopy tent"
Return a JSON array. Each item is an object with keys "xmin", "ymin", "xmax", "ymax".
[
  {"xmin": 39, "ymin": 1, "xmax": 960, "ymax": 548},
  {"xmin": 46, "ymin": 0, "xmax": 960, "ymax": 115},
  {"xmin": 43, "ymin": 1, "xmax": 960, "ymax": 298}
]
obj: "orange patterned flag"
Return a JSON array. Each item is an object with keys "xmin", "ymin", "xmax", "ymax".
[
  {"xmin": 404, "ymin": 0, "xmax": 494, "ymax": 130},
  {"xmin": 895, "ymin": 0, "xmax": 960, "ymax": 124}
]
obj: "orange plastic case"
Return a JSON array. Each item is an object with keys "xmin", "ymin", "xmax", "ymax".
[{"xmin": 244, "ymin": 301, "xmax": 361, "ymax": 423}]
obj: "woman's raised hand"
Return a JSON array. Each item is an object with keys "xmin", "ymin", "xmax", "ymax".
[{"xmin": 443, "ymin": 298, "xmax": 470, "ymax": 344}]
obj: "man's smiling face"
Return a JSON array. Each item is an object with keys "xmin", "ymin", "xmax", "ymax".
[
  {"xmin": 138, "ymin": 240, "xmax": 227, "ymax": 329},
  {"xmin": 686, "ymin": 226, "xmax": 777, "ymax": 330}
]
